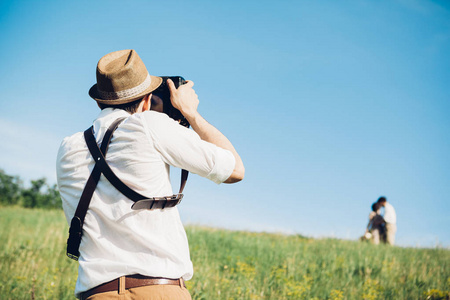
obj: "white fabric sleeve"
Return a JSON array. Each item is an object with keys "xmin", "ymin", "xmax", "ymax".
[{"xmin": 140, "ymin": 111, "xmax": 235, "ymax": 184}]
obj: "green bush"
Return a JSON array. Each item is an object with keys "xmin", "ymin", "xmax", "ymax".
[
  {"xmin": 0, "ymin": 169, "xmax": 61, "ymax": 209},
  {"xmin": 0, "ymin": 169, "xmax": 22, "ymax": 205}
]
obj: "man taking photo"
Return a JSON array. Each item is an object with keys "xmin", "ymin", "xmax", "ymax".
[{"xmin": 56, "ymin": 49, "xmax": 244, "ymax": 299}]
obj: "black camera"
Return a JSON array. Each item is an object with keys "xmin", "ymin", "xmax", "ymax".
[{"xmin": 151, "ymin": 76, "xmax": 189, "ymax": 128}]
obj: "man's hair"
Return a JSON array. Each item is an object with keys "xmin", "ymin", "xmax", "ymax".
[
  {"xmin": 377, "ymin": 196, "xmax": 387, "ymax": 203},
  {"xmin": 98, "ymin": 97, "xmax": 143, "ymax": 114}
]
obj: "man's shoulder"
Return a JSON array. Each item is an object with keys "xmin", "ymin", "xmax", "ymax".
[{"xmin": 58, "ymin": 131, "xmax": 85, "ymax": 154}]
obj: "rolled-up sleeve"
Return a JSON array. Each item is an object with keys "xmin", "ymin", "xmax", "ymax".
[{"xmin": 140, "ymin": 111, "xmax": 235, "ymax": 184}]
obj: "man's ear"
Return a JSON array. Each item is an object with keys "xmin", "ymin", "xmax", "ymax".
[
  {"xmin": 137, "ymin": 94, "xmax": 151, "ymax": 113},
  {"xmin": 142, "ymin": 94, "xmax": 151, "ymax": 111}
]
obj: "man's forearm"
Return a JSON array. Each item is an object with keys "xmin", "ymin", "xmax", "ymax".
[
  {"xmin": 185, "ymin": 111, "xmax": 245, "ymax": 183},
  {"xmin": 166, "ymin": 78, "xmax": 244, "ymax": 183}
]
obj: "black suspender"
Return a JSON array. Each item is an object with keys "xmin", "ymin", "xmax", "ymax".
[{"xmin": 66, "ymin": 118, "xmax": 188, "ymax": 261}]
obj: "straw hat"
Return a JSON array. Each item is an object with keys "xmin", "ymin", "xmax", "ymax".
[{"xmin": 89, "ymin": 49, "xmax": 162, "ymax": 105}]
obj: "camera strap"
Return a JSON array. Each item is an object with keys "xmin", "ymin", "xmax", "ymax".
[{"xmin": 67, "ymin": 117, "xmax": 188, "ymax": 261}]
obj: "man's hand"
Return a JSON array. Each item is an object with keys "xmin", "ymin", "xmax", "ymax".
[{"xmin": 167, "ymin": 79, "xmax": 199, "ymax": 119}]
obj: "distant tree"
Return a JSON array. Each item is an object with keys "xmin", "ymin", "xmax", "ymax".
[
  {"xmin": 0, "ymin": 169, "xmax": 62, "ymax": 209},
  {"xmin": 0, "ymin": 169, "xmax": 22, "ymax": 205},
  {"xmin": 21, "ymin": 178, "xmax": 62, "ymax": 209},
  {"xmin": 45, "ymin": 183, "xmax": 62, "ymax": 209},
  {"xmin": 21, "ymin": 178, "xmax": 46, "ymax": 208}
]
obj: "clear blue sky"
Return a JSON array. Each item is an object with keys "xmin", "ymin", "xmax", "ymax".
[{"xmin": 1, "ymin": 0, "xmax": 449, "ymax": 247}]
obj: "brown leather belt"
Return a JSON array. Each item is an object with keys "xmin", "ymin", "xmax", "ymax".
[{"xmin": 80, "ymin": 274, "xmax": 185, "ymax": 299}]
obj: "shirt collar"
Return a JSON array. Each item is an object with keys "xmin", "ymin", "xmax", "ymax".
[
  {"xmin": 95, "ymin": 107, "xmax": 130, "ymax": 121},
  {"xmin": 92, "ymin": 108, "xmax": 131, "ymax": 141}
]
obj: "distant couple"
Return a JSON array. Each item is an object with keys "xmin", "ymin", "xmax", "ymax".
[{"xmin": 365, "ymin": 197, "xmax": 397, "ymax": 245}]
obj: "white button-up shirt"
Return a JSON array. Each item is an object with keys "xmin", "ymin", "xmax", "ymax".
[
  {"xmin": 383, "ymin": 202, "xmax": 397, "ymax": 224},
  {"xmin": 56, "ymin": 108, "xmax": 235, "ymax": 297}
]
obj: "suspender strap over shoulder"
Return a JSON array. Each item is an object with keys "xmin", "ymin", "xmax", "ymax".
[
  {"xmin": 84, "ymin": 124, "xmax": 187, "ymax": 206},
  {"xmin": 67, "ymin": 117, "xmax": 125, "ymax": 260},
  {"xmin": 66, "ymin": 117, "xmax": 188, "ymax": 261},
  {"xmin": 85, "ymin": 125, "xmax": 148, "ymax": 202},
  {"xmin": 73, "ymin": 118, "xmax": 126, "ymax": 224}
]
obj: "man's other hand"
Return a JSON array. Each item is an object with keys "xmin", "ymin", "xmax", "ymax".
[{"xmin": 167, "ymin": 79, "xmax": 199, "ymax": 118}]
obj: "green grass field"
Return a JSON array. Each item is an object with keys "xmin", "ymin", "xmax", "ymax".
[{"xmin": 0, "ymin": 206, "xmax": 449, "ymax": 299}]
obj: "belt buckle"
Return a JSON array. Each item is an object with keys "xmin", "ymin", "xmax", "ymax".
[{"xmin": 179, "ymin": 277, "xmax": 185, "ymax": 288}]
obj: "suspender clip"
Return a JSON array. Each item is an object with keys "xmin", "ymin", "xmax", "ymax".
[{"xmin": 66, "ymin": 216, "xmax": 82, "ymax": 261}]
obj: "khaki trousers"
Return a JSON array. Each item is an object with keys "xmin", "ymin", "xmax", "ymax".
[
  {"xmin": 385, "ymin": 223, "xmax": 397, "ymax": 245},
  {"xmin": 84, "ymin": 277, "xmax": 192, "ymax": 300}
]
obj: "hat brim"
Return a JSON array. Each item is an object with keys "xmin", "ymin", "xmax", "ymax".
[{"xmin": 89, "ymin": 75, "xmax": 163, "ymax": 105}]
